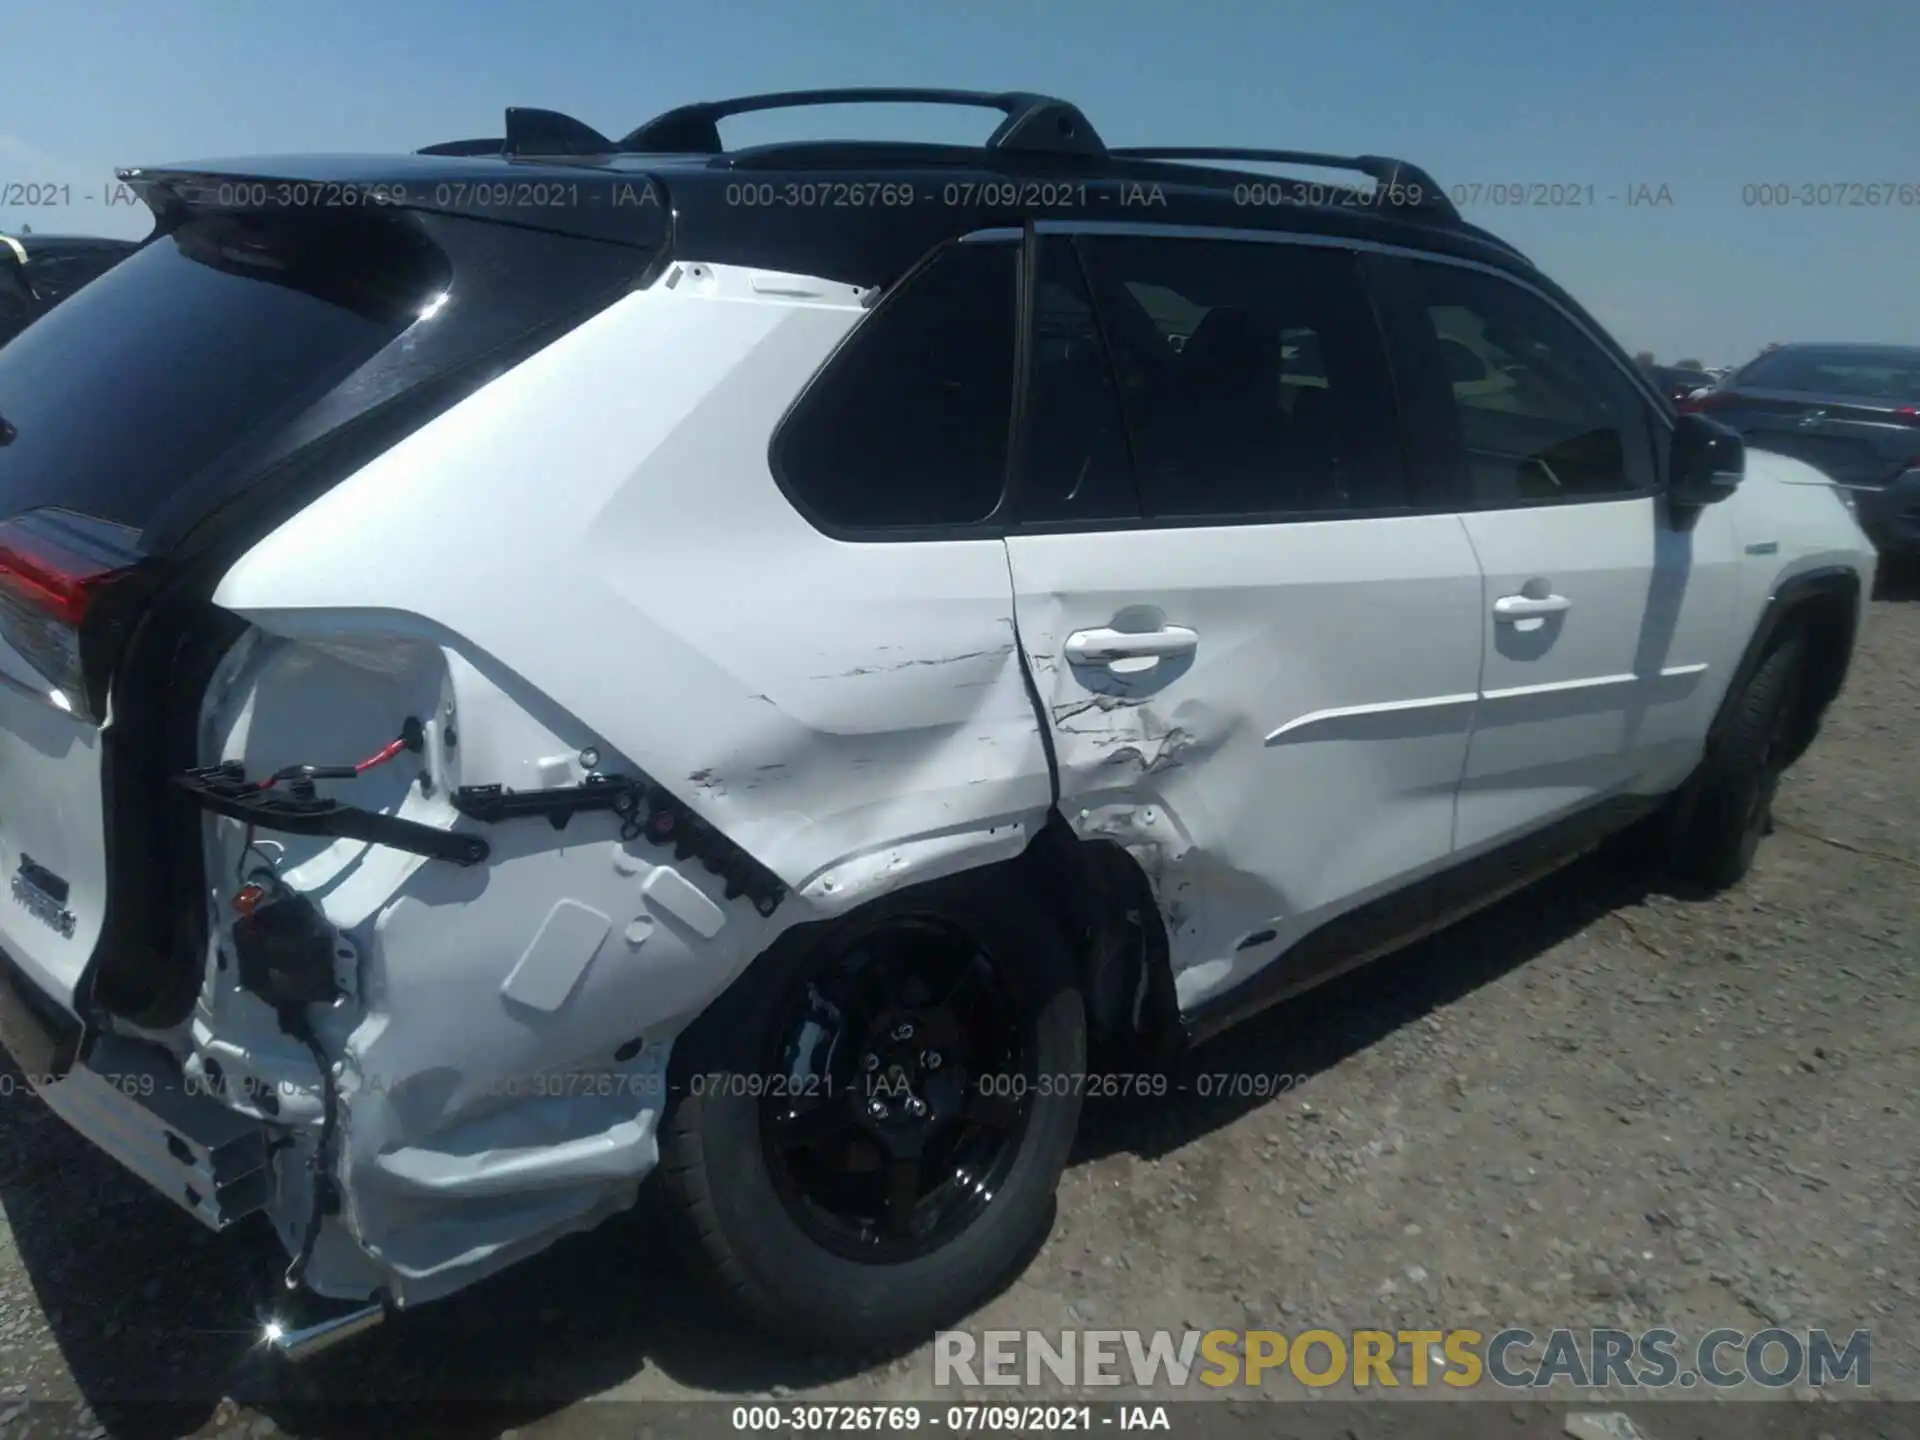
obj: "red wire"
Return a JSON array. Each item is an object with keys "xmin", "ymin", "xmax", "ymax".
[
  {"xmin": 354, "ymin": 737, "xmax": 409, "ymax": 773},
  {"xmin": 254, "ymin": 734, "xmax": 410, "ymax": 790}
]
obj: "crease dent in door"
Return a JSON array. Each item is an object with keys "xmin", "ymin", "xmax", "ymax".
[
  {"xmin": 1007, "ymin": 515, "xmax": 1486, "ymax": 1014},
  {"xmin": 1015, "ymin": 592, "xmax": 1269, "ymax": 963}
]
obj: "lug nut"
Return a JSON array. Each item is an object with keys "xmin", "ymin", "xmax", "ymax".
[
  {"xmin": 866, "ymin": 1098, "xmax": 889, "ymax": 1120},
  {"xmin": 921, "ymin": 1049, "xmax": 943, "ymax": 1071},
  {"xmin": 864, "ymin": 1053, "xmax": 880, "ymax": 1072},
  {"xmin": 905, "ymin": 1096, "xmax": 927, "ymax": 1118},
  {"xmin": 890, "ymin": 1020, "xmax": 916, "ymax": 1042}
]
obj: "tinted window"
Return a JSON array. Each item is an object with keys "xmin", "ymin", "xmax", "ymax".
[
  {"xmin": 0, "ymin": 282, "xmax": 28, "ymax": 343},
  {"xmin": 1736, "ymin": 346, "xmax": 1920, "ymax": 402},
  {"xmin": 1374, "ymin": 258, "xmax": 1657, "ymax": 506},
  {"xmin": 24, "ymin": 249, "xmax": 128, "ymax": 306},
  {"xmin": 1018, "ymin": 238, "xmax": 1137, "ymax": 522},
  {"xmin": 0, "ymin": 212, "xmax": 444, "ymax": 537},
  {"xmin": 777, "ymin": 242, "xmax": 1017, "ymax": 530},
  {"xmin": 1074, "ymin": 236, "xmax": 1405, "ymax": 519}
]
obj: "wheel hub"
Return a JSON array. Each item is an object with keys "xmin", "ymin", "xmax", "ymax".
[
  {"xmin": 759, "ymin": 913, "xmax": 1034, "ymax": 1262},
  {"xmin": 858, "ymin": 1011, "xmax": 960, "ymax": 1140}
]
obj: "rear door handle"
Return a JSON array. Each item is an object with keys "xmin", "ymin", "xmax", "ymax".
[
  {"xmin": 1063, "ymin": 626, "xmax": 1200, "ymax": 663},
  {"xmin": 1492, "ymin": 593, "xmax": 1571, "ymax": 620}
]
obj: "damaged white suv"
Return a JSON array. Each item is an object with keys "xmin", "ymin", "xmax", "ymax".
[{"xmin": 0, "ymin": 89, "xmax": 1875, "ymax": 1358}]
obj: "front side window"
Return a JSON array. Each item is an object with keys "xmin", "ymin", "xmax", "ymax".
[{"xmin": 1371, "ymin": 257, "xmax": 1658, "ymax": 507}]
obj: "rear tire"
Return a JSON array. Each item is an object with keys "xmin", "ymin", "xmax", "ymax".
[
  {"xmin": 661, "ymin": 869, "xmax": 1085, "ymax": 1347},
  {"xmin": 1667, "ymin": 631, "xmax": 1806, "ymax": 892}
]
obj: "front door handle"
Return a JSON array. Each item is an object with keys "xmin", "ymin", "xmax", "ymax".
[
  {"xmin": 1063, "ymin": 626, "xmax": 1200, "ymax": 663},
  {"xmin": 1493, "ymin": 593, "xmax": 1571, "ymax": 621}
]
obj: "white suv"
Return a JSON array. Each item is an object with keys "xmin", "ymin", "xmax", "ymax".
[{"xmin": 0, "ymin": 90, "xmax": 1875, "ymax": 1358}]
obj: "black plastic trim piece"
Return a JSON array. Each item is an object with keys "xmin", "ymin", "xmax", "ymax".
[
  {"xmin": 503, "ymin": 107, "xmax": 617, "ymax": 158},
  {"xmin": 1725, "ymin": 568, "xmax": 1860, "ymax": 716},
  {"xmin": 1652, "ymin": 564, "xmax": 1864, "ymax": 889},
  {"xmin": 452, "ymin": 773, "xmax": 645, "ymax": 828},
  {"xmin": 173, "ymin": 764, "xmax": 489, "ymax": 866},
  {"xmin": 1705, "ymin": 565, "xmax": 1863, "ymax": 765},
  {"xmin": 415, "ymin": 137, "xmax": 507, "ymax": 157},
  {"xmin": 452, "ymin": 776, "xmax": 790, "ymax": 915}
]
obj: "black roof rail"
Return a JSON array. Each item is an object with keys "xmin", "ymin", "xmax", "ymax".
[
  {"xmin": 617, "ymin": 88, "xmax": 1105, "ymax": 159},
  {"xmin": 1109, "ymin": 147, "xmax": 1457, "ymax": 222}
]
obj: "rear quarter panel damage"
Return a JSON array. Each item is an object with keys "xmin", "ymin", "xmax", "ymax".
[{"xmin": 200, "ymin": 263, "xmax": 1053, "ymax": 1301}]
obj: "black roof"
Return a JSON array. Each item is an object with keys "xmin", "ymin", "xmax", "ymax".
[
  {"xmin": 2, "ymin": 233, "xmax": 141, "ymax": 255},
  {"xmin": 108, "ymin": 90, "xmax": 1658, "ymax": 416},
  {"xmin": 120, "ymin": 87, "xmax": 1532, "ymax": 277}
]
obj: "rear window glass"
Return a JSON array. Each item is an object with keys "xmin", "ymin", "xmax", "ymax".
[
  {"xmin": 1737, "ymin": 347, "xmax": 1920, "ymax": 402},
  {"xmin": 0, "ymin": 212, "xmax": 446, "ymax": 540}
]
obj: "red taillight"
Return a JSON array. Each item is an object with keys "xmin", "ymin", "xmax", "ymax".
[
  {"xmin": 1894, "ymin": 405, "xmax": 1920, "ymax": 424},
  {"xmin": 0, "ymin": 535, "xmax": 115, "ymax": 624},
  {"xmin": 0, "ymin": 508, "xmax": 143, "ymax": 720}
]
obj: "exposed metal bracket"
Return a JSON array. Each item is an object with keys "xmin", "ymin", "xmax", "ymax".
[{"xmin": 174, "ymin": 764, "xmax": 490, "ymax": 867}]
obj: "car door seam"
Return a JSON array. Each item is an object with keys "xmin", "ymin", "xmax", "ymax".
[
  {"xmin": 999, "ymin": 543, "xmax": 1061, "ymax": 809},
  {"xmin": 1450, "ymin": 512, "xmax": 1488, "ymax": 853}
]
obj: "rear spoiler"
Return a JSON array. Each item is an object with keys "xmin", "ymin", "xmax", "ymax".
[{"xmin": 111, "ymin": 159, "xmax": 669, "ymax": 250}]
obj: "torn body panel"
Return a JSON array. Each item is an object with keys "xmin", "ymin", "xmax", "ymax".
[
  {"xmin": 1004, "ymin": 516, "xmax": 1488, "ymax": 1014},
  {"xmin": 186, "ymin": 625, "xmax": 730, "ymax": 1303},
  {"xmin": 186, "ymin": 262, "xmax": 1053, "ymax": 1302}
]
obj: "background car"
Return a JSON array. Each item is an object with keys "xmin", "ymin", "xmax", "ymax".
[
  {"xmin": 1682, "ymin": 342, "xmax": 1920, "ymax": 555},
  {"xmin": 0, "ymin": 233, "xmax": 141, "ymax": 347},
  {"xmin": 1642, "ymin": 361, "xmax": 1717, "ymax": 406}
]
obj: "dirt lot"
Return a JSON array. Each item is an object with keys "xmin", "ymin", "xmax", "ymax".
[{"xmin": 2, "ymin": 579, "xmax": 1916, "ymax": 1440}]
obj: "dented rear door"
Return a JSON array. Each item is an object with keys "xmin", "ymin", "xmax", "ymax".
[{"xmin": 1003, "ymin": 231, "xmax": 1486, "ymax": 1015}]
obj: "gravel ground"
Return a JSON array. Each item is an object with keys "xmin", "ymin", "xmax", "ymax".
[{"xmin": 1, "ymin": 579, "xmax": 1915, "ymax": 1440}]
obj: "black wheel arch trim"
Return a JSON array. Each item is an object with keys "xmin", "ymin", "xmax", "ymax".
[
  {"xmin": 1662, "ymin": 562, "xmax": 1864, "ymax": 854},
  {"xmin": 1708, "ymin": 564, "xmax": 1862, "ymax": 760}
]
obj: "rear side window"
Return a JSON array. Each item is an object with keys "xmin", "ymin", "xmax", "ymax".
[
  {"xmin": 775, "ymin": 242, "xmax": 1018, "ymax": 531},
  {"xmin": 0, "ymin": 212, "xmax": 445, "ymax": 539},
  {"xmin": 1369, "ymin": 256, "xmax": 1658, "ymax": 507},
  {"xmin": 1073, "ymin": 235, "xmax": 1406, "ymax": 520},
  {"xmin": 22, "ymin": 249, "xmax": 129, "ymax": 307}
]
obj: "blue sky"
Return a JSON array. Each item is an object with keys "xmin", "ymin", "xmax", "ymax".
[{"xmin": 3, "ymin": 0, "xmax": 1914, "ymax": 364}]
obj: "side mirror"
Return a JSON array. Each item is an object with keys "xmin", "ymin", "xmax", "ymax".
[{"xmin": 1670, "ymin": 412, "xmax": 1743, "ymax": 508}]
